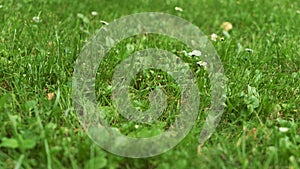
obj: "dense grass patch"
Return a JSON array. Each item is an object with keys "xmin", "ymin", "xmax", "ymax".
[{"xmin": 0, "ymin": 0, "xmax": 299, "ymax": 168}]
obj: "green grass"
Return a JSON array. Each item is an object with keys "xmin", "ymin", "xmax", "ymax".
[{"xmin": 0, "ymin": 0, "xmax": 299, "ymax": 168}]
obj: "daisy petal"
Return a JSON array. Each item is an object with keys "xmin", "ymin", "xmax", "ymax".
[
  {"xmin": 279, "ymin": 127, "xmax": 289, "ymax": 132},
  {"xmin": 188, "ymin": 50, "xmax": 202, "ymax": 56},
  {"xmin": 175, "ymin": 6, "xmax": 183, "ymax": 12}
]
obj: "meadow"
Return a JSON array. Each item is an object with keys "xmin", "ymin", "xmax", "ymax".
[{"xmin": 0, "ymin": 0, "xmax": 299, "ymax": 168}]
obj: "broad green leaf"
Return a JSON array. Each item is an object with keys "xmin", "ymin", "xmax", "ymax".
[
  {"xmin": 22, "ymin": 139, "xmax": 36, "ymax": 149},
  {"xmin": 84, "ymin": 156, "xmax": 107, "ymax": 169},
  {"xmin": 0, "ymin": 137, "xmax": 18, "ymax": 148},
  {"xmin": 24, "ymin": 100, "xmax": 37, "ymax": 111}
]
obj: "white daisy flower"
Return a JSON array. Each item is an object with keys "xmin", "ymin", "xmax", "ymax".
[
  {"xmin": 175, "ymin": 6, "xmax": 183, "ymax": 12},
  {"xmin": 279, "ymin": 127, "xmax": 289, "ymax": 132},
  {"xmin": 100, "ymin": 20, "xmax": 109, "ymax": 25},
  {"xmin": 197, "ymin": 61, "xmax": 208, "ymax": 67},
  {"xmin": 211, "ymin": 33, "xmax": 218, "ymax": 41},
  {"xmin": 245, "ymin": 48, "xmax": 254, "ymax": 53},
  {"xmin": 91, "ymin": 11, "xmax": 98, "ymax": 16},
  {"xmin": 135, "ymin": 124, "xmax": 139, "ymax": 129},
  {"xmin": 32, "ymin": 16, "xmax": 41, "ymax": 23},
  {"xmin": 0, "ymin": 5, "xmax": 3, "ymax": 9},
  {"xmin": 188, "ymin": 50, "xmax": 202, "ymax": 56}
]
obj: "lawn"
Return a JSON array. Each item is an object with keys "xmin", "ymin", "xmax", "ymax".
[{"xmin": 0, "ymin": 0, "xmax": 299, "ymax": 168}]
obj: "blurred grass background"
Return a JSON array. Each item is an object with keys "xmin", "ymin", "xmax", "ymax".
[{"xmin": 0, "ymin": 0, "xmax": 299, "ymax": 168}]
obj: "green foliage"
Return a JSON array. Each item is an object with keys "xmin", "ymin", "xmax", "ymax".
[{"xmin": 0, "ymin": 0, "xmax": 299, "ymax": 168}]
